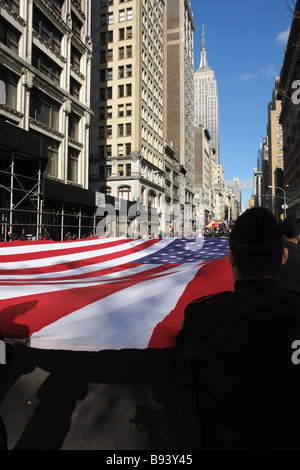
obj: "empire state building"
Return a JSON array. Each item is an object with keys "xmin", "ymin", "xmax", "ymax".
[{"xmin": 194, "ymin": 27, "xmax": 220, "ymax": 164}]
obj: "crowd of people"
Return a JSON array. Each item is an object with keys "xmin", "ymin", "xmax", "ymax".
[{"xmin": 1, "ymin": 207, "xmax": 300, "ymax": 449}]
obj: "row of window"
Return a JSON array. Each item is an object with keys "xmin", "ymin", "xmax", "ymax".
[
  {"xmin": 99, "ymin": 143, "xmax": 132, "ymax": 158},
  {"xmin": 0, "ymin": 47, "xmax": 81, "ymax": 102},
  {"xmin": 100, "ymin": 163, "xmax": 132, "ymax": 178},
  {"xmin": 100, "ymin": 7, "xmax": 133, "ymax": 25},
  {"xmin": 98, "ymin": 185, "xmax": 159, "ymax": 205},
  {"xmin": 99, "ymin": 83, "xmax": 132, "ymax": 100},
  {"xmin": 99, "ymin": 123, "xmax": 132, "ymax": 139},
  {"xmin": 100, "ymin": 26, "xmax": 132, "ymax": 45},
  {"xmin": 100, "ymin": 64, "xmax": 132, "ymax": 81},
  {"xmin": 99, "ymin": 103, "xmax": 132, "ymax": 119},
  {"xmin": 100, "ymin": 45, "xmax": 133, "ymax": 63}
]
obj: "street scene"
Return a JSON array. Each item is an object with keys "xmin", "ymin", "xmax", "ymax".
[{"xmin": 1, "ymin": 0, "xmax": 300, "ymax": 453}]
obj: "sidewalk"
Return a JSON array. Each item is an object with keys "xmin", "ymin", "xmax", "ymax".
[{"xmin": 0, "ymin": 345, "xmax": 201, "ymax": 450}]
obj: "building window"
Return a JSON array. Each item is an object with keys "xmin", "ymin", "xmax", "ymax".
[
  {"xmin": 107, "ymin": 125, "xmax": 112, "ymax": 138},
  {"xmin": 126, "ymin": 122, "xmax": 131, "ymax": 135},
  {"xmin": 107, "ymin": 165, "xmax": 112, "ymax": 177},
  {"xmin": 0, "ymin": 18, "xmax": 20, "ymax": 53},
  {"xmin": 107, "ymin": 106, "xmax": 112, "ymax": 118},
  {"xmin": 126, "ymin": 103, "xmax": 132, "ymax": 116},
  {"xmin": 69, "ymin": 113, "xmax": 80, "ymax": 141},
  {"xmin": 117, "ymin": 164, "xmax": 131, "ymax": 177},
  {"xmin": 106, "ymin": 145, "xmax": 112, "ymax": 158},
  {"xmin": 118, "ymin": 164, "xmax": 124, "ymax": 176},
  {"xmin": 126, "ymin": 45, "xmax": 132, "ymax": 58},
  {"xmin": 107, "ymin": 68, "xmax": 113, "ymax": 80},
  {"xmin": 126, "ymin": 26, "xmax": 132, "ymax": 39},
  {"xmin": 107, "ymin": 49, "xmax": 113, "ymax": 61},
  {"xmin": 127, "ymin": 8, "xmax": 133, "ymax": 20},
  {"xmin": 126, "ymin": 64, "xmax": 132, "ymax": 77},
  {"xmin": 118, "ymin": 186, "xmax": 131, "ymax": 201},
  {"xmin": 33, "ymin": 6, "xmax": 62, "ymax": 52},
  {"xmin": 71, "ymin": 45, "xmax": 82, "ymax": 70},
  {"xmin": 70, "ymin": 78, "xmax": 81, "ymax": 100},
  {"xmin": 71, "ymin": 13, "xmax": 83, "ymax": 40},
  {"xmin": 32, "ymin": 45, "xmax": 61, "ymax": 85},
  {"xmin": 118, "ymin": 85, "xmax": 124, "ymax": 97},
  {"xmin": 108, "ymin": 30, "xmax": 113, "ymax": 42},
  {"xmin": 119, "ymin": 9, "xmax": 125, "ymax": 22},
  {"xmin": 0, "ymin": 66, "xmax": 18, "ymax": 109},
  {"xmin": 126, "ymin": 83, "xmax": 132, "ymax": 96},
  {"xmin": 125, "ymin": 143, "xmax": 131, "ymax": 156},
  {"xmin": 30, "ymin": 87, "xmax": 60, "ymax": 131},
  {"xmin": 48, "ymin": 138, "xmax": 60, "ymax": 177},
  {"xmin": 118, "ymin": 123, "xmax": 124, "ymax": 136},
  {"xmin": 118, "ymin": 104, "xmax": 124, "ymax": 117},
  {"xmin": 119, "ymin": 47, "xmax": 125, "ymax": 59},
  {"xmin": 118, "ymin": 144, "xmax": 124, "ymax": 156},
  {"xmin": 119, "ymin": 66, "xmax": 125, "ymax": 78},
  {"xmin": 68, "ymin": 147, "xmax": 79, "ymax": 183},
  {"xmin": 119, "ymin": 28, "xmax": 125, "ymax": 40}
]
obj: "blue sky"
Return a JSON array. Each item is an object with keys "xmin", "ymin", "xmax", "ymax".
[{"xmin": 190, "ymin": 0, "xmax": 294, "ymax": 209}]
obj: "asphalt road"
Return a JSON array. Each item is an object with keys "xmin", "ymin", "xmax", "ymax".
[{"xmin": 0, "ymin": 345, "xmax": 202, "ymax": 451}]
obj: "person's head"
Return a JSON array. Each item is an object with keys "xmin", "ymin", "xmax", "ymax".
[
  {"xmin": 228, "ymin": 207, "xmax": 288, "ymax": 281},
  {"xmin": 280, "ymin": 215, "xmax": 300, "ymax": 244}
]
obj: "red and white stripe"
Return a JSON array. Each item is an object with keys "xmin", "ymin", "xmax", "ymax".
[{"xmin": 0, "ymin": 238, "xmax": 233, "ymax": 351}]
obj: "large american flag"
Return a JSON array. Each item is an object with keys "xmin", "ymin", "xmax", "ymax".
[{"xmin": 0, "ymin": 237, "xmax": 233, "ymax": 351}]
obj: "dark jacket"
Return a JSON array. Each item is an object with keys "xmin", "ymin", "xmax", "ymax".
[
  {"xmin": 173, "ymin": 278, "xmax": 300, "ymax": 450},
  {"xmin": 279, "ymin": 241, "xmax": 300, "ymax": 293}
]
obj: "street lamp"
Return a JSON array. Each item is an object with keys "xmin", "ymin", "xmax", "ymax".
[{"xmin": 268, "ymin": 185, "xmax": 289, "ymax": 218}]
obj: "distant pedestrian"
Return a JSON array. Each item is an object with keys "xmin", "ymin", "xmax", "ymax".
[
  {"xmin": 173, "ymin": 207, "xmax": 300, "ymax": 450},
  {"xmin": 20, "ymin": 229, "xmax": 26, "ymax": 241},
  {"xmin": 279, "ymin": 215, "xmax": 300, "ymax": 293}
]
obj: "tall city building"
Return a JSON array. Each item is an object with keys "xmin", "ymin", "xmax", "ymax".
[
  {"xmin": 194, "ymin": 26, "xmax": 220, "ymax": 164},
  {"xmin": 164, "ymin": 0, "xmax": 195, "ymax": 208},
  {"xmin": 0, "ymin": 0, "xmax": 93, "ymax": 240},
  {"xmin": 89, "ymin": 0, "xmax": 165, "ymax": 223},
  {"xmin": 194, "ymin": 125, "xmax": 214, "ymax": 222},
  {"xmin": 267, "ymin": 77, "xmax": 284, "ymax": 190},
  {"xmin": 279, "ymin": 0, "xmax": 300, "ymax": 217},
  {"xmin": 228, "ymin": 176, "xmax": 242, "ymax": 214}
]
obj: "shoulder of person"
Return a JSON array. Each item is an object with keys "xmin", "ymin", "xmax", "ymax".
[{"xmin": 188, "ymin": 290, "xmax": 233, "ymax": 309}]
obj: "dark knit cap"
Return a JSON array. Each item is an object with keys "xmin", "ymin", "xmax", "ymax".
[
  {"xmin": 229, "ymin": 207, "xmax": 282, "ymax": 246},
  {"xmin": 280, "ymin": 215, "xmax": 300, "ymax": 238}
]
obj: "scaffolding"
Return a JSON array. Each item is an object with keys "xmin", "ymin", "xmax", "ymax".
[{"xmin": 0, "ymin": 152, "xmax": 43, "ymax": 240}]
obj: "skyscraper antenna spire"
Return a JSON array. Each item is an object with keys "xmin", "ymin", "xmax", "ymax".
[{"xmin": 200, "ymin": 24, "xmax": 208, "ymax": 68}]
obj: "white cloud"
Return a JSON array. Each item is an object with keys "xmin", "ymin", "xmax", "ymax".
[
  {"xmin": 276, "ymin": 27, "xmax": 291, "ymax": 45},
  {"xmin": 237, "ymin": 64, "xmax": 278, "ymax": 82},
  {"xmin": 260, "ymin": 64, "xmax": 277, "ymax": 79},
  {"xmin": 237, "ymin": 73, "xmax": 258, "ymax": 81}
]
